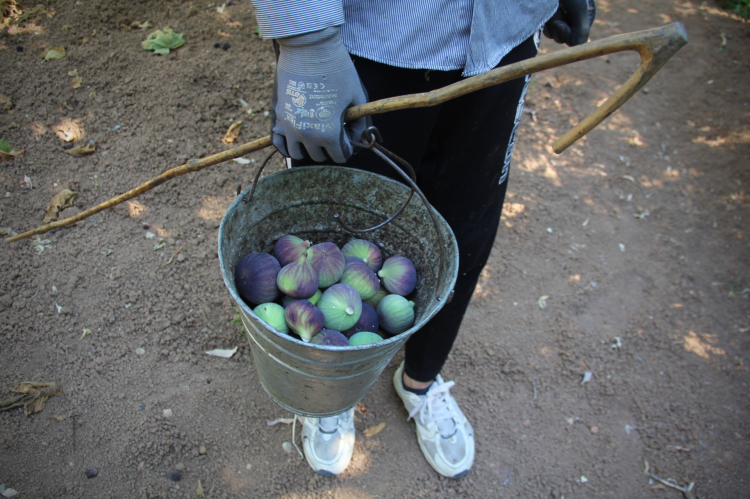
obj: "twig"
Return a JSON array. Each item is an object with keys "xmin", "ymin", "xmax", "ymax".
[
  {"xmin": 643, "ymin": 460, "xmax": 696, "ymax": 499},
  {"xmin": 533, "ymin": 379, "xmax": 537, "ymax": 400},
  {"xmin": 291, "ymin": 416, "xmax": 303, "ymax": 459},
  {"xmin": 159, "ymin": 243, "xmax": 187, "ymax": 269}
]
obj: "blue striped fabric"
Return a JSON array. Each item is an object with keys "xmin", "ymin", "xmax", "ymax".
[{"xmin": 252, "ymin": 0, "xmax": 558, "ymax": 76}]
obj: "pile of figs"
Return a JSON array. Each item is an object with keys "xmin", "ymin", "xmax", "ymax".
[{"xmin": 234, "ymin": 236, "xmax": 418, "ymax": 347}]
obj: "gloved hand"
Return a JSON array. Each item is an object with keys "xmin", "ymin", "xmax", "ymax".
[
  {"xmin": 271, "ymin": 26, "xmax": 368, "ymax": 163},
  {"xmin": 543, "ymin": 0, "xmax": 596, "ymax": 46}
]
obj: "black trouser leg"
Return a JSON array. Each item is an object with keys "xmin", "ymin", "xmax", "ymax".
[{"xmin": 292, "ymin": 35, "xmax": 539, "ymax": 382}]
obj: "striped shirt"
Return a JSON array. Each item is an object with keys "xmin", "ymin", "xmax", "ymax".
[{"xmin": 253, "ymin": 0, "xmax": 557, "ymax": 76}]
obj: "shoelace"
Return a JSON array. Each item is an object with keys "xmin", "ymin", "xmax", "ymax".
[{"xmin": 407, "ymin": 380, "xmax": 458, "ymax": 438}]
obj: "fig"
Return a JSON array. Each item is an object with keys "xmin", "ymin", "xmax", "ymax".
[
  {"xmin": 339, "ymin": 261, "xmax": 380, "ymax": 300},
  {"xmin": 235, "ymin": 252, "xmax": 281, "ymax": 305},
  {"xmin": 253, "ymin": 302, "xmax": 289, "ymax": 334},
  {"xmin": 306, "ymin": 242, "xmax": 345, "ymax": 288},
  {"xmin": 342, "ymin": 302, "xmax": 379, "ymax": 338},
  {"xmin": 378, "ymin": 256, "xmax": 417, "ymax": 296},
  {"xmin": 344, "ymin": 256, "xmax": 364, "ymax": 269},
  {"xmin": 317, "ymin": 283, "xmax": 362, "ymax": 332},
  {"xmin": 348, "ymin": 331, "xmax": 383, "ymax": 346},
  {"xmin": 341, "ymin": 239, "xmax": 382, "ymax": 272},
  {"xmin": 277, "ymin": 254, "xmax": 319, "ymax": 299},
  {"xmin": 274, "ymin": 235, "xmax": 311, "ymax": 267},
  {"xmin": 284, "ymin": 299, "xmax": 325, "ymax": 342},
  {"xmin": 377, "ymin": 294, "xmax": 415, "ymax": 335},
  {"xmin": 282, "ymin": 288, "xmax": 321, "ymax": 308},
  {"xmin": 310, "ymin": 328, "xmax": 350, "ymax": 347},
  {"xmin": 364, "ymin": 288, "xmax": 388, "ymax": 310}
]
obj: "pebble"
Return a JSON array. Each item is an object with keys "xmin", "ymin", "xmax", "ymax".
[
  {"xmin": 163, "ymin": 408, "xmax": 174, "ymax": 419},
  {"xmin": 85, "ymin": 467, "xmax": 98, "ymax": 478},
  {"xmin": 16, "ymin": 45, "xmax": 23, "ymax": 52},
  {"xmin": 222, "ymin": 42, "xmax": 230, "ymax": 50},
  {"xmin": 166, "ymin": 470, "xmax": 181, "ymax": 482},
  {"xmin": 175, "ymin": 462, "xmax": 185, "ymax": 471},
  {"xmin": 590, "ymin": 426, "xmax": 600, "ymax": 435},
  {"xmin": 213, "ymin": 42, "xmax": 221, "ymax": 48},
  {"xmin": 199, "ymin": 446, "xmax": 207, "ymax": 455},
  {"xmin": 524, "ymin": 420, "xmax": 531, "ymax": 428},
  {"xmin": 135, "ymin": 347, "xmax": 146, "ymax": 355}
]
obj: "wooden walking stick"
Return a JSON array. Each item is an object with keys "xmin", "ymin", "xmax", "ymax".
[{"xmin": 6, "ymin": 23, "xmax": 687, "ymax": 244}]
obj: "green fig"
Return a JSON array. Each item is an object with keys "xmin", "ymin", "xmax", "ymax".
[
  {"xmin": 283, "ymin": 289, "xmax": 321, "ymax": 308},
  {"xmin": 317, "ymin": 283, "xmax": 362, "ymax": 332},
  {"xmin": 253, "ymin": 302, "xmax": 288, "ymax": 334},
  {"xmin": 348, "ymin": 331, "xmax": 383, "ymax": 346},
  {"xmin": 364, "ymin": 288, "xmax": 388, "ymax": 310},
  {"xmin": 341, "ymin": 239, "xmax": 382, "ymax": 272},
  {"xmin": 306, "ymin": 242, "xmax": 345, "ymax": 288},
  {"xmin": 277, "ymin": 254, "xmax": 319, "ymax": 299},
  {"xmin": 377, "ymin": 294, "xmax": 415, "ymax": 335},
  {"xmin": 339, "ymin": 260, "xmax": 380, "ymax": 300}
]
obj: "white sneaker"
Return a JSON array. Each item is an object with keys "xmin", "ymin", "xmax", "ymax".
[
  {"xmin": 393, "ymin": 361, "xmax": 474, "ymax": 478},
  {"xmin": 300, "ymin": 408, "xmax": 355, "ymax": 476}
]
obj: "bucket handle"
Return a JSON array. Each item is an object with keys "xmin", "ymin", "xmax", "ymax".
[{"xmin": 339, "ymin": 127, "xmax": 449, "ymax": 302}]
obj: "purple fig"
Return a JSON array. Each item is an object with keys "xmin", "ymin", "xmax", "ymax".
[
  {"xmin": 348, "ymin": 331, "xmax": 383, "ymax": 346},
  {"xmin": 377, "ymin": 294, "xmax": 415, "ymax": 335},
  {"xmin": 284, "ymin": 300, "xmax": 325, "ymax": 342},
  {"xmin": 306, "ymin": 242, "xmax": 345, "ymax": 288},
  {"xmin": 364, "ymin": 288, "xmax": 388, "ymax": 310},
  {"xmin": 310, "ymin": 329, "xmax": 350, "ymax": 347},
  {"xmin": 339, "ymin": 261, "xmax": 380, "ymax": 300},
  {"xmin": 274, "ymin": 235, "xmax": 312, "ymax": 267},
  {"xmin": 317, "ymin": 283, "xmax": 362, "ymax": 332},
  {"xmin": 341, "ymin": 302, "xmax": 379, "ymax": 338},
  {"xmin": 277, "ymin": 254, "xmax": 319, "ymax": 299},
  {"xmin": 235, "ymin": 252, "xmax": 281, "ymax": 305},
  {"xmin": 341, "ymin": 239, "xmax": 382, "ymax": 272},
  {"xmin": 253, "ymin": 302, "xmax": 289, "ymax": 334},
  {"xmin": 282, "ymin": 288, "xmax": 321, "ymax": 308},
  {"xmin": 378, "ymin": 256, "xmax": 417, "ymax": 296}
]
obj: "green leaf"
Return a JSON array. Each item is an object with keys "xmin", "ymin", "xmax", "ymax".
[{"xmin": 141, "ymin": 28, "xmax": 184, "ymax": 55}]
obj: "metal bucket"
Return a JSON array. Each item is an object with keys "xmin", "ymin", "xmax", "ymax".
[{"xmin": 219, "ymin": 165, "xmax": 458, "ymax": 417}]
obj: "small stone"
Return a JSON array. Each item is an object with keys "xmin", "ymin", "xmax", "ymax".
[
  {"xmin": 163, "ymin": 408, "xmax": 173, "ymax": 419},
  {"xmin": 85, "ymin": 467, "xmax": 98, "ymax": 478},
  {"xmin": 590, "ymin": 426, "xmax": 600, "ymax": 434},
  {"xmin": 282, "ymin": 442, "xmax": 293, "ymax": 454},
  {"xmin": 135, "ymin": 347, "xmax": 146, "ymax": 355},
  {"xmin": 139, "ymin": 403, "xmax": 145, "ymax": 410},
  {"xmin": 175, "ymin": 462, "xmax": 185, "ymax": 471},
  {"xmin": 213, "ymin": 42, "xmax": 221, "ymax": 48},
  {"xmin": 199, "ymin": 445, "xmax": 207, "ymax": 455},
  {"xmin": 524, "ymin": 420, "xmax": 531, "ymax": 428},
  {"xmin": 16, "ymin": 45, "xmax": 23, "ymax": 52},
  {"xmin": 166, "ymin": 470, "xmax": 181, "ymax": 482},
  {"xmin": 221, "ymin": 42, "xmax": 230, "ymax": 50}
]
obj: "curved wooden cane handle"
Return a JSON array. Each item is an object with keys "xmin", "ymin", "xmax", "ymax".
[
  {"xmin": 6, "ymin": 24, "xmax": 687, "ymax": 244},
  {"xmin": 345, "ymin": 22, "xmax": 688, "ymax": 153}
]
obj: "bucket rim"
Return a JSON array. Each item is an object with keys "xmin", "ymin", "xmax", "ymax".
[{"xmin": 218, "ymin": 164, "xmax": 458, "ymax": 353}]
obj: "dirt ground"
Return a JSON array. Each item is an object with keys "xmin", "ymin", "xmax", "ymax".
[{"xmin": 1, "ymin": 0, "xmax": 748, "ymax": 497}]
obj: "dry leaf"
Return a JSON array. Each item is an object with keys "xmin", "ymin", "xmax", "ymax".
[
  {"xmin": 222, "ymin": 120, "xmax": 243, "ymax": 144},
  {"xmin": 71, "ymin": 76, "xmax": 83, "ymax": 89},
  {"xmin": 205, "ymin": 347, "xmax": 238, "ymax": 358},
  {"xmin": 363, "ymin": 422, "xmax": 386, "ymax": 437},
  {"xmin": 130, "ymin": 20, "xmax": 152, "ymax": 30},
  {"xmin": 196, "ymin": 480, "xmax": 205, "ymax": 498},
  {"xmin": 52, "ymin": 415, "xmax": 65, "ymax": 422},
  {"xmin": 0, "ymin": 94, "xmax": 11, "ymax": 110},
  {"xmin": 67, "ymin": 69, "xmax": 78, "ymax": 77},
  {"xmin": 64, "ymin": 143, "xmax": 96, "ymax": 157},
  {"xmin": 0, "ymin": 149, "xmax": 24, "ymax": 162},
  {"xmin": 40, "ymin": 46, "xmax": 66, "ymax": 61},
  {"xmin": 1, "ymin": 381, "xmax": 63, "ymax": 416},
  {"xmin": 226, "ymin": 20, "xmax": 243, "ymax": 29},
  {"xmin": 43, "ymin": 188, "xmax": 77, "ymax": 223},
  {"xmin": 217, "ymin": 29, "xmax": 232, "ymax": 38}
]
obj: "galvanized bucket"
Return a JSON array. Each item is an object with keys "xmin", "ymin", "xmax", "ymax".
[{"xmin": 219, "ymin": 165, "xmax": 458, "ymax": 417}]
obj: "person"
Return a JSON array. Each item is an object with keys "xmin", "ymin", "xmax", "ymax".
[{"xmin": 251, "ymin": 0, "xmax": 595, "ymax": 478}]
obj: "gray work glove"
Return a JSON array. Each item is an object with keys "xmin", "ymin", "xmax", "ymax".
[
  {"xmin": 544, "ymin": 0, "xmax": 596, "ymax": 46},
  {"xmin": 271, "ymin": 26, "xmax": 368, "ymax": 163}
]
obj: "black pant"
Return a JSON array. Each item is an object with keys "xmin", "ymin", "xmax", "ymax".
[{"xmin": 293, "ymin": 35, "xmax": 538, "ymax": 382}]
